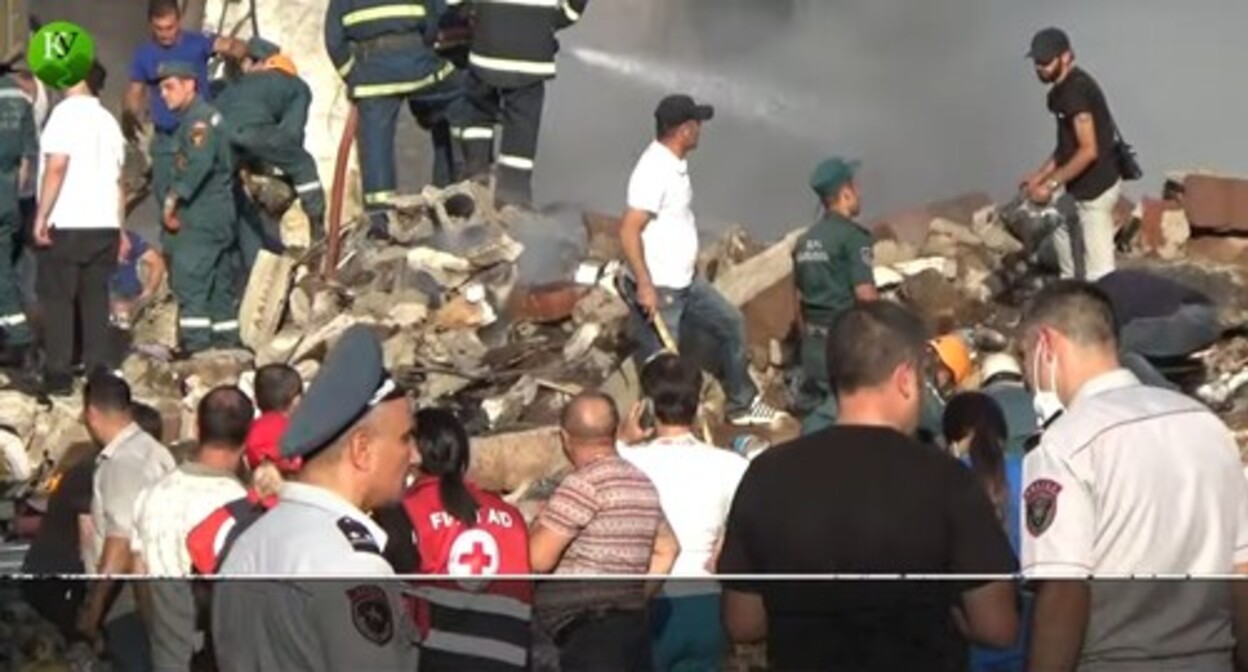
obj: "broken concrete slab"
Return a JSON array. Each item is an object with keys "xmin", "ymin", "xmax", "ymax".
[
  {"xmin": 122, "ymin": 354, "xmax": 182, "ymax": 400},
  {"xmin": 239, "ymin": 250, "xmax": 297, "ymax": 351},
  {"xmin": 406, "ymin": 247, "xmax": 474, "ymax": 290},
  {"xmin": 583, "ymin": 211, "xmax": 623, "ymax": 262},
  {"xmin": 873, "ymin": 239, "xmax": 918, "ymax": 267},
  {"xmin": 562, "ymin": 322, "xmax": 603, "ymax": 362},
  {"xmin": 434, "ymin": 293, "xmax": 496, "ymax": 330},
  {"xmin": 0, "ymin": 391, "xmax": 40, "ymax": 448},
  {"xmin": 714, "ymin": 227, "xmax": 806, "ymax": 308},
  {"xmin": 900, "ymin": 269, "xmax": 981, "ymax": 334},
  {"xmin": 382, "ymin": 330, "xmax": 420, "ymax": 371},
  {"xmin": 446, "ymin": 223, "xmax": 525, "ymax": 269},
  {"xmin": 1185, "ymin": 174, "xmax": 1248, "ymax": 233},
  {"xmin": 468, "ymin": 425, "xmax": 569, "ymax": 496},
  {"xmin": 929, "ymin": 217, "xmax": 984, "ymax": 247},
  {"xmin": 481, "ymin": 376, "xmax": 540, "ymax": 430},
  {"xmin": 873, "ymin": 192, "xmax": 993, "ymax": 247}
]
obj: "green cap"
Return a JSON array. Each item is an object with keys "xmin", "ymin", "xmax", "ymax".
[
  {"xmin": 247, "ymin": 36, "xmax": 281, "ymax": 61},
  {"xmin": 156, "ymin": 60, "xmax": 197, "ymax": 81},
  {"xmin": 810, "ymin": 157, "xmax": 861, "ymax": 199}
]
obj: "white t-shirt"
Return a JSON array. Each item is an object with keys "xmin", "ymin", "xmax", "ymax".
[
  {"xmin": 626, "ymin": 141, "xmax": 700, "ymax": 289},
  {"xmin": 38, "ymin": 94, "xmax": 125, "ymax": 230},
  {"xmin": 131, "ymin": 463, "xmax": 247, "ymax": 576},
  {"xmin": 619, "ymin": 433, "xmax": 747, "ymax": 584}
]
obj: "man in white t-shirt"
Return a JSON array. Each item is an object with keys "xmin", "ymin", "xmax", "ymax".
[
  {"xmin": 132, "ymin": 386, "xmax": 252, "ymax": 669},
  {"xmin": 1019, "ymin": 281, "xmax": 1248, "ymax": 670},
  {"xmin": 34, "ymin": 61, "xmax": 127, "ymax": 396},
  {"xmin": 618, "ymin": 352, "xmax": 747, "ymax": 671},
  {"xmin": 618, "ymin": 93, "xmax": 781, "ymax": 426}
]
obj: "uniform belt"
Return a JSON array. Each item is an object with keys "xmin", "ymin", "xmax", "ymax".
[{"xmin": 352, "ymin": 32, "xmax": 427, "ymax": 58}]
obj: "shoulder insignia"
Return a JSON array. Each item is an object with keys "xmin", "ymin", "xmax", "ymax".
[
  {"xmin": 1024, "ymin": 478, "xmax": 1063, "ymax": 537},
  {"xmin": 859, "ymin": 245, "xmax": 874, "ymax": 266},
  {"xmin": 337, "ymin": 516, "xmax": 381, "ymax": 554},
  {"xmin": 346, "ymin": 585, "xmax": 394, "ymax": 646},
  {"xmin": 189, "ymin": 120, "xmax": 210, "ymax": 148}
]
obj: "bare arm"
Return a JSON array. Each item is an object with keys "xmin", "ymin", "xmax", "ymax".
[
  {"xmin": 122, "ymin": 82, "xmax": 148, "ymax": 142},
  {"xmin": 619, "ymin": 208, "xmax": 654, "ymax": 288},
  {"xmin": 138, "ymin": 250, "xmax": 168, "ymax": 299},
  {"xmin": 958, "ymin": 580, "xmax": 1019, "ymax": 649},
  {"xmin": 77, "ymin": 514, "xmax": 95, "ymax": 572},
  {"xmin": 722, "ymin": 588, "xmax": 767, "ymax": 644},
  {"xmin": 1025, "ymin": 157, "xmax": 1059, "ymax": 189},
  {"xmin": 80, "ymin": 537, "xmax": 136, "ymax": 638},
  {"xmin": 528, "ymin": 521, "xmax": 574, "ymax": 574},
  {"xmin": 644, "ymin": 518, "xmax": 680, "ymax": 599},
  {"xmin": 1028, "ymin": 580, "xmax": 1089, "ymax": 671},
  {"xmin": 1047, "ymin": 113, "xmax": 1099, "ymax": 188},
  {"xmin": 34, "ymin": 154, "xmax": 69, "ymax": 244},
  {"xmin": 854, "ymin": 283, "xmax": 880, "ymax": 302}
]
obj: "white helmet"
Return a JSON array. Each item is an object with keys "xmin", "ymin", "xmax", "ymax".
[{"xmin": 980, "ymin": 353, "xmax": 1023, "ymax": 383}]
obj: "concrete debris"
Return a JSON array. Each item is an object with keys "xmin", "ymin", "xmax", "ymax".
[
  {"xmin": 1184, "ymin": 173, "xmax": 1248, "ymax": 233},
  {"xmin": 406, "ymin": 246, "xmax": 475, "ymax": 290},
  {"xmin": 563, "ymin": 322, "xmax": 603, "ymax": 362},
  {"xmin": 239, "ymin": 250, "xmax": 297, "ymax": 350},
  {"xmin": 900, "ymin": 269, "xmax": 983, "ymax": 334},
  {"xmin": 872, "ymin": 239, "xmax": 919, "ymax": 267},
  {"xmin": 481, "ymin": 376, "xmax": 540, "ymax": 430},
  {"xmin": 469, "ymin": 425, "xmax": 568, "ymax": 496},
  {"xmin": 582, "ymin": 211, "xmax": 624, "ymax": 262}
]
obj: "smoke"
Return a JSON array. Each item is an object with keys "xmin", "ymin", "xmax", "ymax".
[{"xmin": 537, "ymin": 0, "xmax": 1248, "ymax": 239}]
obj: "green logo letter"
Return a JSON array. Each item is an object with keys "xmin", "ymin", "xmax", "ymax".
[{"xmin": 27, "ymin": 21, "xmax": 96, "ymax": 90}]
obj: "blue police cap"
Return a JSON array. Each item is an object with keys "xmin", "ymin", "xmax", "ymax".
[
  {"xmin": 280, "ymin": 325, "xmax": 406, "ymax": 460},
  {"xmin": 247, "ymin": 36, "xmax": 281, "ymax": 61},
  {"xmin": 810, "ymin": 156, "xmax": 861, "ymax": 199},
  {"xmin": 156, "ymin": 60, "xmax": 197, "ymax": 81}
]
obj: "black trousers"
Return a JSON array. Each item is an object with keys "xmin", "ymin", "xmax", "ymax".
[
  {"xmin": 20, "ymin": 579, "xmax": 88, "ymax": 644},
  {"xmin": 36, "ymin": 228, "xmax": 119, "ymax": 381},
  {"xmin": 556, "ymin": 609, "xmax": 651, "ymax": 672},
  {"xmin": 461, "ymin": 74, "xmax": 546, "ymax": 205}
]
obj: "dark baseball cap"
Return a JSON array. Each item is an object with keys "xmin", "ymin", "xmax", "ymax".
[
  {"xmin": 655, "ymin": 94, "xmax": 714, "ymax": 133},
  {"xmin": 1027, "ymin": 27, "xmax": 1071, "ymax": 64}
]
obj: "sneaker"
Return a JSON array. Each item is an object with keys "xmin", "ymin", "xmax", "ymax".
[{"xmin": 728, "ymin": 397, "xmax": 786, "ymax": 427}]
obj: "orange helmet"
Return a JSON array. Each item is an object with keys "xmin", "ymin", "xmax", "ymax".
[
  {"xmin": 930, "ymin": 334, "xmax": 973, "ymax": 387},
  {"xmin": 264, "ymin": 54, "xmax": 299, "ymax": 77}
]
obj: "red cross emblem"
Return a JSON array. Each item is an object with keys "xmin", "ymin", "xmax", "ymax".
[{"xmin": 448, "ymin": 529, "xmax": 500, "ymax": 576}]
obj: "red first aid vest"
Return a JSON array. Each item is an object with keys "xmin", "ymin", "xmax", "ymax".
[
  {"xmin": 403, "ymin": 476, "xmax": 531, "ymax": 576},
  {"xmin": 186, "ymin": 489, "xmax": 278, "ymax": 574}
]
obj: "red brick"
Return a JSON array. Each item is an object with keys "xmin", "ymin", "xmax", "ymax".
[{"xmin": 1139, "ymin": 198, "xmax": 1180, "ymax": 253}]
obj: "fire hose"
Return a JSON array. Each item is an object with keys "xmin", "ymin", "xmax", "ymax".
[{"xmin": 324, "ymin": 103, "xmax": 359, "ymax": 280}]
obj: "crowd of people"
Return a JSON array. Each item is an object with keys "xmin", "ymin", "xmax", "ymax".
[{"xmin": 4, "ymin": 2, "xmax": 1248, "ymax": 671}]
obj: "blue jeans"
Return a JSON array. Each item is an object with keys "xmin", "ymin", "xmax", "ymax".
[
  {"xmin": 104, "ymin": 611, "xmax": 153, "ymax": 672},
  {"xmin": 621, "ymin": 276, "xmax": 758, "ymax": 414}
]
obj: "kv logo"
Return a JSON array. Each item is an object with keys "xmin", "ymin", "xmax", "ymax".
[
  {"xmin": 28, "ymin": 21, "xmax": 96, "ymax": 89},
  {"xmin": 43, "ymin": 30, "xmax": 80, "ymax": 60}
]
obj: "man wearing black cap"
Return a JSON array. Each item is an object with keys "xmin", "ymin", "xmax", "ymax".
[
  {"xmin": 618, "ymin": 94, "xmax": 782, "ymax": 427},
  {"xmin": 1020, "ymin": 27, "xmax": 1126, "ymax": 282},
  {"xmin": 211, "ymin": 325, "xmax": 420, "ymax": 669}
]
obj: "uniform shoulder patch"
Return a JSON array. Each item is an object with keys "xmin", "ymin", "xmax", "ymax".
[
  {"xmin": 189, "ymin": 120, "xmax": 210, "ymax": 148},
  {"xmin": 1024, "ymin": 478, "xmax": 1063, "ymax": 537},
  {"xmin": 346, "ymin": 585, "xmax": 394, "ymax": 646},
  {"xmin": 337, "ymin": 516, "xmax": 381, "ymax": 554},
  {"xmin": 859, "ymin": 245, "xmax": 874, "ymax": 266}
]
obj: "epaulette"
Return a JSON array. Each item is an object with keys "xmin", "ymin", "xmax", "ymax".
[{"xmin": 337, "ymin": 516, "xmax": 382, "ymax": 555}]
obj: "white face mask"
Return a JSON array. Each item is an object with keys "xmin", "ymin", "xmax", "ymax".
[{"xmin": 1031, "ymin": 343, "xmax": 1065, "ymax": 427}]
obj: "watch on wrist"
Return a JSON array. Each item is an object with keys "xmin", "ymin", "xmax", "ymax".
[{"xmin": 1046, "ymin": 179, "xmax": 1060, "ymax": 191}]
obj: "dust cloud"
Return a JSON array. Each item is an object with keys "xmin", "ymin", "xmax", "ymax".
[{"xmin": 539, "ymin": 0, "xmax": 1248, "ymax": 238}]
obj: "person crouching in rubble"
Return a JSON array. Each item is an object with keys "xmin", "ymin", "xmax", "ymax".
[
  {"xmin": 109, "ymin": 230, "xmax": 167, "ymax": 331},
  {"xmin": 792, "ymin": 156, "xmax": 878, "ymax": 419},
  {"xmin": 1096, "ymin": 268, "xmax": 1221, "ymax": 391}
]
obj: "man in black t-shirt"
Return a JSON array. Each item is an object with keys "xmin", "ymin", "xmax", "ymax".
[
  {"xmin": 717, "ymin": 301, "xmax": 1019, "ymax": 671},
  {"xmin": 1021, "ymin": 27, "xmax": 1125, "ymax": 282},
  {"xmin": 20, "ymin": 454, "xmax": 95, "ymax": 642}
]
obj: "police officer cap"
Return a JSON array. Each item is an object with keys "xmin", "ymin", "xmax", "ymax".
[
  {"xmin": 280, "ymin": 325, "xmax": 406, "ymax": 460},
  {"xmin": 247, "ymin": 36, "xmax": 281, "ymax": 61},
  {"xmin": 156, "ymin": 61, "xmax": 197, "ymax": 81},
  {"xmin": 810, "ymin": 156, "xmax": 861, "ymax": 199}
]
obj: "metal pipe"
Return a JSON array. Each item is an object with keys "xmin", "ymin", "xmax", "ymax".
[{"xmin": 324, "ymin": 103, "xmax": 359, "ymax": 280}]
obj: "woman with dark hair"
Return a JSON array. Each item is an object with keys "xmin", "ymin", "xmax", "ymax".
[
  {"xmin": 393, "ymin": 408, "xmax": 534, "ymax": 671},
  {"xmin": 943, "ymin": 392, "xmax": 1030, "ymax": 672}
]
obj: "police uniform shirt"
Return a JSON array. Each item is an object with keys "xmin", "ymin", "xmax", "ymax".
[
  {"xmin": 1022, "ymin": 369, "xmax": 1248, "ymax": 667},
  {"xmin": 793, "ymin": 213, "xmax": 874, "ymax": 326},
  {"xmin": 212, "ymin": 482, "xmax": 419, "ymax": 671}
]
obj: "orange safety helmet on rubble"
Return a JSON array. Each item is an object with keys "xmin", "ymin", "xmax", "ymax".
[{"xmin": 930, "ymin": 334, "xmax": 973, "ymax": 387}]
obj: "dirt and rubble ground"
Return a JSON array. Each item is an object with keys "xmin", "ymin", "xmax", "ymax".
[{"xmin": 5, "ymin": 170, "xmax": 1248, "ymax": 669}]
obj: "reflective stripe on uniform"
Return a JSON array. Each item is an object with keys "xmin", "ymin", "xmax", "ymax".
[
  {"xmin": 295, "ymin": 181, "xmax": 323, "ymax": 194},
  {"xmin": 365, "ymin": 190, "xmax": 396, "ymax": 206},
  {"xmin": 469, "ymin": 52, "xmax": 556, "ymax": 77},
  {"xmin": 337, "ymin": 55, "xmax": 356, "ymax": 78},
  {"xmin": 342, "ymin": 5, "xmax": 426, "ymax": 26},
  {"xmin": 560, "ymin": 0, "xmax": 581, "ymax": 21},
  {"xmin": 405, "ymin": 586, "xmax": 532, "ymax": 620},
  {"xmin": 0, "ymin": 313, "xmax": 27, "ymax": 326},
  {"xmin": 352, "ymin": 62, "xmax": 456, "ymax": 98},
  {"xmin": 462, "ymin": 127, "xmax": 495, "ymax": 140},
  {"xmin": 180, "ymin": 318, "xmax": 211, "ymax": 328},
  {"xmin": 423, "ymin": 630, "xmax": 528, "ymax": 667},
  {"xmin": 498, "ymin": 155, "xmax": 534, "ymax": 171},
  {"xmin": 212, "ymin": 320, "xmax": 240, "ymax": 333}
]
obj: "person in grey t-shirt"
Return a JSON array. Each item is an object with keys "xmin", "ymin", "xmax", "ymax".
[{"xmin": 78, "ymin": 372, "xmax": 175, "ymax": 672}]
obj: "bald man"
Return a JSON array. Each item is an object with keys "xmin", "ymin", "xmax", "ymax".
[{"xmin": 530, "ymin": 391, "xmax": 679, "ymax": 670}]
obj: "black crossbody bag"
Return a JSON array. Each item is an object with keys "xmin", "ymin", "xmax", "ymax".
[{"xmin": 1112, "ymin": 119, "xmax": 1143, "ymax": 182}]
